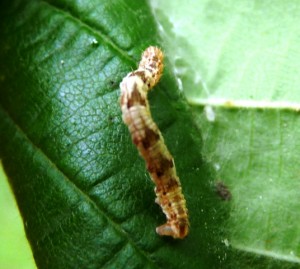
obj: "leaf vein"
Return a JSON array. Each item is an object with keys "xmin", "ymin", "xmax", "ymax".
[
  {"xmin": 0, "ymin": 106, "xmax": 159, "ymax": 268},
  {"xmin": 41, "ymin": 0, "xmax": 135, "ymax": 64}
]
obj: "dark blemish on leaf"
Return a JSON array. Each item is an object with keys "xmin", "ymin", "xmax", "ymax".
[{"xmin": 215, "ymin": 181, "xmax": 232, "ymax": 201}]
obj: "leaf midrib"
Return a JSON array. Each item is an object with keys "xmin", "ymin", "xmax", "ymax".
[{"xmin": 188, "ymin": 97, "xmax": 300, "ymax": 111}]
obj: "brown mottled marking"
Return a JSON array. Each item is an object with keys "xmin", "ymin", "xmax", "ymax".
[
  {"xmin": 119, "ymin": 46, "xmax": 189, "ymax": 239},
  {"xmin": 142, "ymin": 127, "xmax": 160, "ymax": 149},
  {"xmin": 126, "ymin": 84, "xmax": 146, "ymax": 108}
]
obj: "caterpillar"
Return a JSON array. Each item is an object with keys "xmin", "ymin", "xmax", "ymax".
[{"xmin": 119, "ymin": 46, "xmax": 189, "ymax": 239}]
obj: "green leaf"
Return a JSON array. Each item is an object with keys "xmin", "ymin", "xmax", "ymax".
[
  {"xmin": 0, "ymin": 166, "xmax": 35, "ymax": 269},
  {"xmin": 150, "ymin": 0, "xmax": 300, "ymax": 268},
  {"xmin": 0, "ymin": 1, "xmax": 228, "ymax": 268}
]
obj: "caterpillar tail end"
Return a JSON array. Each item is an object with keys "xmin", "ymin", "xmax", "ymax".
[{"xmin": 156, "ymin": 221, "xmax": 189, "ymax": 239}]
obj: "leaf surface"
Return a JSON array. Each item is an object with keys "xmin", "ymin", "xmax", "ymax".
[
  {"xmin": 150, "ymin": 0, "xmax": 300, "ymax": 268},
  {"xmin": 0, "ymin": 1, "xmax": 227, "ymax": 268}
]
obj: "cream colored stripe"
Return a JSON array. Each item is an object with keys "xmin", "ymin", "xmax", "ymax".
[{"xmin": 188, "ymin": 98, "xmax": 300, "ymax": 111}]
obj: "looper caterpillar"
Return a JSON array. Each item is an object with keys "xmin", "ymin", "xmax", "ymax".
[{"xmin": 119, "ymin": 46, "xmax": 189, "ymax": 239}]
